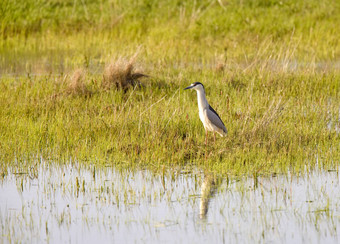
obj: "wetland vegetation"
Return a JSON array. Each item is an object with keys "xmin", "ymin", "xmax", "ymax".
[
  {"xmin": 1, "ymin": 0, "xmax": 340, "ymax": 242},
  {"xmin": 1, "ymin": 0, "xmax": 339, "ymax": 176}
]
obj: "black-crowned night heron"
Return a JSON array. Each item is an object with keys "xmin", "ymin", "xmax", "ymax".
[{"xmin": 184, "ymin": 82, "xmax": 227, "ymax": 144}]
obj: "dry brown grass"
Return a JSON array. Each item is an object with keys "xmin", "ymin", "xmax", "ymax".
[
  {"xmin": 66, "ymin": 68, "xmax": 91, "ymax": 96},
  {"xmin": 102, "ymin": 56, "xmax": 147, "ymax": 91}
]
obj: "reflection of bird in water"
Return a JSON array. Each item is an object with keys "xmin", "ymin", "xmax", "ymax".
[{"xmin": 200, "ymin": 175, "xmax": 218, "ymax": 219}]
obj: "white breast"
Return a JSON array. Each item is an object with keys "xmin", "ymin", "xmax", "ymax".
[{"xmin": 198, "ymin": 108, "xmax": 214, "ymax": 132}]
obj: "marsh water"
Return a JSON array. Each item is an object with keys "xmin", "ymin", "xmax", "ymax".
[{"xmin": 0, "ymin": 161, "xmax": 339, "ymax": 243}]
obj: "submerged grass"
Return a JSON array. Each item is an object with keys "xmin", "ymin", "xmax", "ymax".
[{"xmin": 0, "ymin": 0, "xmax": 339, "ymax": 175}]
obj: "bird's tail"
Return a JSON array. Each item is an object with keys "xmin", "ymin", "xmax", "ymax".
[{"xmin": 218, "ymin": 128, "xmax": 228, "ymax": 137}]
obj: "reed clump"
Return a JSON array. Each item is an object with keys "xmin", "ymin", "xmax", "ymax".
[
  {"xmin": 66, "ymin": 68, "xmax": 91, "ymax": 96},
  {"xmin": 102, "ymin": 57, "xmax": 147, "ymax": 91}
]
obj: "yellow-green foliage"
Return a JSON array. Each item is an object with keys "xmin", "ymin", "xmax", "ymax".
[
  {"xmin": 0, "ymin": 0, "xmax": 339, "ymax": 175},
  {"xmin": 0, "ymin": 68, "xmax": 338, "ymax": 175}
]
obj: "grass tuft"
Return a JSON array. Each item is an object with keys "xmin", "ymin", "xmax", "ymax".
[
  {"xmin": 66, "ymin": 68, "xmax": 91, "ymax": 96},
  {"xmin": 102, "ymin": 55, "xmax": 147, "ymax": 91}
]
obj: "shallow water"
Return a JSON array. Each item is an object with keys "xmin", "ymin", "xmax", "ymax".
[
  {"xmin": 0, "ymin": 162, "xmax": 339, "ymax": 243},
  {"xmin": 1, "ymin": 54, "xmax": 340, "ymax": 77}
]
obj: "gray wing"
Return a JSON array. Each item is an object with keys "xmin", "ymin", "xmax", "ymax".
[{"xmin": 207, "ymin": 105, "xmax": 227, "ymax": 133}]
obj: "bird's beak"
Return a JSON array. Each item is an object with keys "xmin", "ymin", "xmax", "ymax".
[{"xmin": 184, "ymin": 85, "xmax": 194, "ymax": 90}]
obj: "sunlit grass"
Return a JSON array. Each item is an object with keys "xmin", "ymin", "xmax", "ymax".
[
  {"xmin": 0, "ymin": 0, "xmax": 339, "ymax": 175},
  {"xmin": 0, "ymin": 66, "xmax": 338, "ymax": 175}
]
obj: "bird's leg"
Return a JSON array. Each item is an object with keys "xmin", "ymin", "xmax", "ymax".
[
  {"xmin": 205, "ymin": 130, "xmax": 208, "ymax": 160},
  {"xmin": 213, "ymin": 132, "xmax": 216, "ymax": 143}
]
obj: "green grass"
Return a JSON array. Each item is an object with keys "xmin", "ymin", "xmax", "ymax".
[{"xmin": 0, "ymin": 0, "xmax": 339, "ymax": 176}]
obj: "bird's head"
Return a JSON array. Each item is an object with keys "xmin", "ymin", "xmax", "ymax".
[{"xmin": 184, "ymin": 82, "xmax": 205, "ymax": 93}]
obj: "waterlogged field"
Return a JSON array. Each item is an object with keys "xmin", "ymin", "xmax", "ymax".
[
  {"xmin": 1, "ymin": 0, "xmax": 340, "ymax": 243},
  {"xmin": 0, "ymin": 161, "xmax": 339, "ymax": 243}
]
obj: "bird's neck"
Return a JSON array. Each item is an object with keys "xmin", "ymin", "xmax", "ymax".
[{"xmin": 196, "ymin": 89, "xmax": 209, "ymax": 111}]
